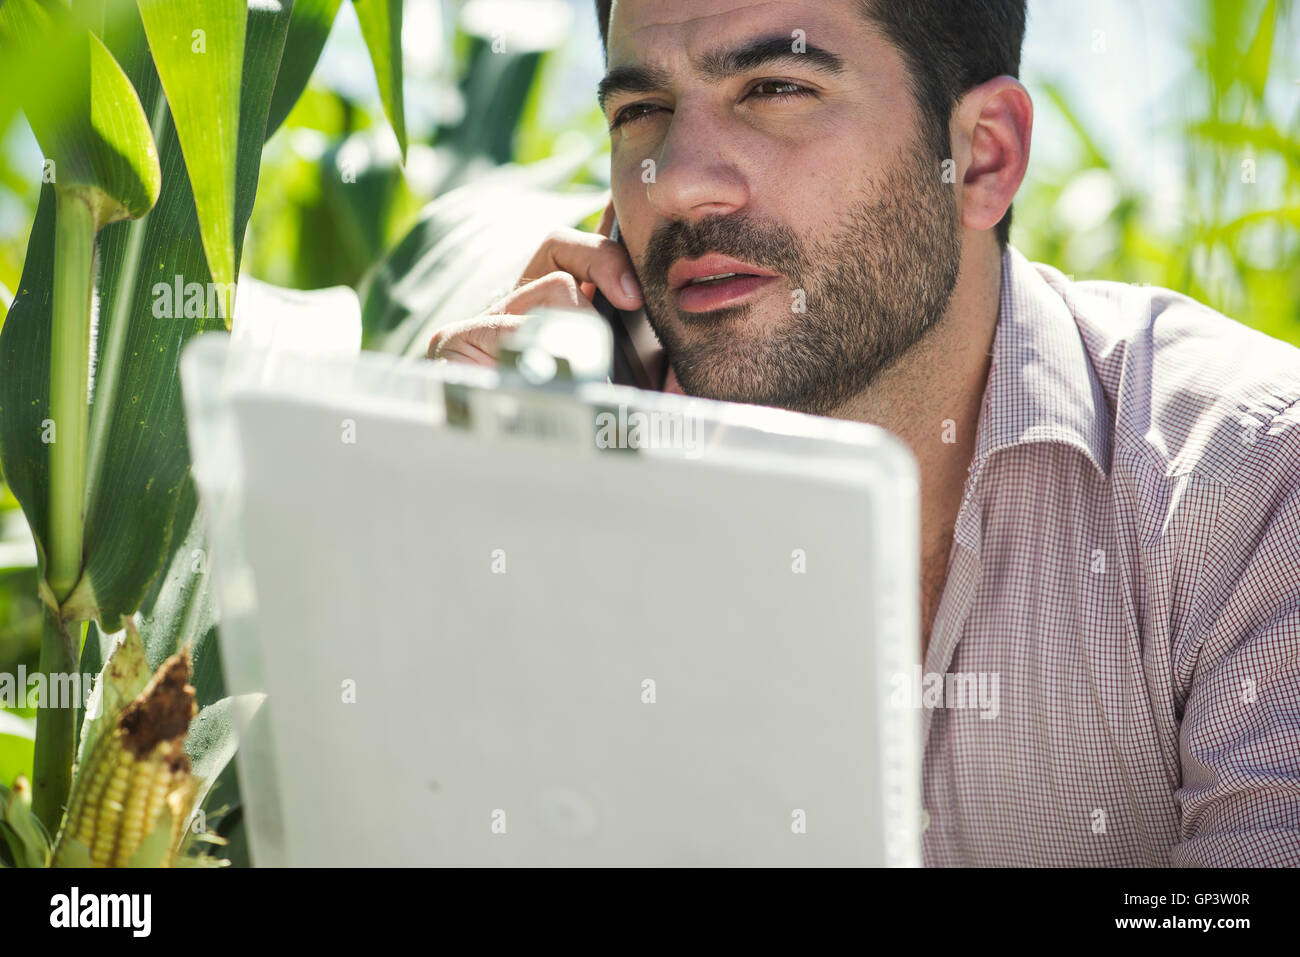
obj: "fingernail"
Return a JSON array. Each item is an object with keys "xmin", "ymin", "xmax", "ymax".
[{"xmin": 620, "ymin": 271, "xmax": 642, "ymax": 300}]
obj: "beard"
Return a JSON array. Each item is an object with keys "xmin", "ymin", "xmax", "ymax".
[{"xmin": 636, "ymin": 141, "xmax": 963, "ymax": 417}]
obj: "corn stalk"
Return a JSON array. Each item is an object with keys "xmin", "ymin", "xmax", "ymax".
[{"xmin": 0, "ymin": 0, "xmax": 408, "ymax": 861}]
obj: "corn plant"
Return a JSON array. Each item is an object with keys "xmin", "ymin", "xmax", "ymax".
[
  {"xmin": 1013, "ymin": 0, "xmax": 1299, "ymax": 345},
  {"xmin": 0, "ymin": 0, "xmax": 408, "ymax": 865}
]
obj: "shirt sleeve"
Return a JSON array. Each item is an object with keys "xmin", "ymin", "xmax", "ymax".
[{"xmin": 1170, "ymin": 402, "xmax": 1300, "ymax": 867}]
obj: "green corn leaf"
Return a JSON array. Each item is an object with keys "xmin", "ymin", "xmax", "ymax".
[
  {"xmin": 0, "ymin": 6, "xmax": 165, "ymax": 825},
  {"xmin": 266, "ymin": 0, "xmax": 345, "ymax": 140},
  {"xmin": 135, "ymin": 475, "xmax": 224, "ymax": 705},
  {"xmin": 1242, "ymin": 0, "xmax": 1277, "ymax": 98},
  {"xmin": 315, "ymin": 131, "xmax": 411, "ymax": 286},
  {"xmin": 74, "ymin": 0, "xmax": 289, "ymax": 630},
  {"xmin": 359, "ymin": 152, "xmax": 605, "ymax": 356},
  {"xmin": 0, "ymin": 0, "xmax": 297, "ymax": 639},
  {"xmin": 0, "ymin": 0, "xmax": 161, "ymax": 229},
  {"xmin": 1188, "ymin": 119, "xmax": 1300, "ymax": 167},
  {"xmin": 0, "ymin": 50, "xmax": 19, "ymax": 152},
  {"xmin": 2, "ymin": 775, "xmax": 51, "ymax": 867},
  {"xmin": 136, "ymin": 0, "xmax": 246, "ymax": 319},
  {"xmin": 0, "ymin": 0, "xmax": 364, "ymax": 849},
  {"xmin": 1203, "ymin": 207, "xmax": 1300, "ymax": 243},
  {"xmin": 436, "ymin": 34, "xmax": 546, "ymax": 166},
  {"xmin": 75, "ymin": 472, "xmax": 228, "ymax": 750},
  {"xmin": 74, "ymin": 618, "xmax": 151, "ymax": 778},
  {"xmin": 1039, "ymin": 80, "xmax": 1108, "ymax": 171},
  {"xmin": 184, "ymin": 693, "xmax": 260, "ymax": 822},
  {"xmin": 351, "ymin": 0, "xmax": 407, "ymax": 161}
]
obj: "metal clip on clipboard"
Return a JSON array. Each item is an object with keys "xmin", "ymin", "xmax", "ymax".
[
  {"xmin": 441, "ymin": 215, "xmax": 665, "ymax": 445},
  {"xmin": 442, "ymin": 309, "xmax": 618, "ymax": 452},
  {"xmin": 498, "ymin": 309, "xmax": 614, "ymax": 389}
]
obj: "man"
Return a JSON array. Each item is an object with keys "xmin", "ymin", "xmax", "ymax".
[{"xmin": 428, "ymin": 1, "xmax": 1300, "ymax": 866}]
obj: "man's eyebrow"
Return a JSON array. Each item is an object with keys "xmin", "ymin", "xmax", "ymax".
[
  {"xmin": 597, "ymin": 34, "xmax": 846, "ymax": 111},
  {"xmin": 597, "ymin": 63, "xmax": 672, "ymax": 112},
  {"xmin": 697, "ymin": 34, "xmax": 845, "ymax": 81}
]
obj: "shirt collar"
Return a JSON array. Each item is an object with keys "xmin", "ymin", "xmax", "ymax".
[{"xmin": 973, "ymin": 245, "xmax": 1113, "ymax": 478}]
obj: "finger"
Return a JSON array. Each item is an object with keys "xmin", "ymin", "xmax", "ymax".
[
  {"xmin": 518, "ymin": 227, "xmax": 642, "ymax": 310},
  {"xmin": 492, "ymin": 271, "xmax": 593, "ymax": 318},
  {"xmin": 595, "ymin": 197, "xmax": 616, "ymax": 238},
  {"xmin": 426, "ymin": 314, "xmax": 526, "ymax": 363}
]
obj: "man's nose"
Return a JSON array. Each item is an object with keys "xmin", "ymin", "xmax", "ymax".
[{"xmin": 645, "ymin": 97, "xmax": 750, "ymax": 223}]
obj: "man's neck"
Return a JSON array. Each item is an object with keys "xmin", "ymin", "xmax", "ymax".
[{"xmin": 831, "ymin": 237, "xmax": 1004, "ymax": 656}]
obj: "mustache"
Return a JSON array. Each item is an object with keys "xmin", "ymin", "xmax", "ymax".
[{"xmin": 638, "ymin": 214, "xmax": 809, "ymax": 293}]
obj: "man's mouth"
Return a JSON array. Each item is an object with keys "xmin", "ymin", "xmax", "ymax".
[{"xmin": 667, "ymin": 255, "xmax": 780, "ymax": 313}]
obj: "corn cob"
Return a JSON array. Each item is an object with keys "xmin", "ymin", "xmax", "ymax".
[{"xmin": 54, "ymin": 649, "xmax": 199, "ymax": 867}]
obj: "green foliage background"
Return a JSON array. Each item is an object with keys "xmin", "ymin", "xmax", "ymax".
[{"xmin": 0, "ymin": 0, "xmax": 1296, "ymax": 839}]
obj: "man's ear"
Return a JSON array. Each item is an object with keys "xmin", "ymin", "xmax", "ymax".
[{"xmin": 950, "ymin": 76, "xmax": 1033, "ymax": 234}]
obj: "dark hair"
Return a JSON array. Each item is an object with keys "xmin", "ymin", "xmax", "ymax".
[{"xmin": 594, "ymin": 0, "xmax": 1027, "ymax": 246}]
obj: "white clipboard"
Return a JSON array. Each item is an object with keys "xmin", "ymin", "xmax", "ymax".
[{"xmin": 180, "ymin": 327, "xmax": 922, "ymax": 867}]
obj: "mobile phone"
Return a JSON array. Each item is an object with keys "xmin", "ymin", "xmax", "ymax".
[{"xmin": 591, "ymin": 219, "xmax": 666, "ymax": 390}]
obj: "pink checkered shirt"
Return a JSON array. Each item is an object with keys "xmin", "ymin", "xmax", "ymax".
[{"xmin": 921, "ymin": 246, "xmax": 1300, "ymax": 866}]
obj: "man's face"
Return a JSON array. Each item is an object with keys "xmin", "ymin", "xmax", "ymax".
[{"xmin": 601, "ymin": 0, "xmax": 963, "ymax": 416}]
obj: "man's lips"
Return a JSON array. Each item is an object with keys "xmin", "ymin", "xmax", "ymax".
[
  {"xmin": 666, "ymin": 254, "xmax": 780, "ymax": 313},
  {"xmin": 675, "ymin": 274, "xmax": 778, "ymax": 312}
]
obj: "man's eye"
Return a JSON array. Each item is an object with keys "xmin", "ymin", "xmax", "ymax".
[
  {"xmin": 747, "ymin": 79, "xmax": 814, "ymax": 101},
  {"xmin": 610, "ymin": 103, "xmax": 662, "ymax": 130},
  {"xmin": 609, "ymin": 81, "xmax": 814, "ymax": 131}
]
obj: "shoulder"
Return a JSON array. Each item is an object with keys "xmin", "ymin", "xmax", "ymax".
[
  {"xmin": 1026, "ymin": 264, "xmax": 1300, "ymax": 662},
  {"xmin": 1032, "ymin": 262, "xmax": 1300, "ymax": 488}
]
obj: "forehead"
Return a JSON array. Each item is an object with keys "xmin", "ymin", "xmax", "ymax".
[{"xmin": 607, "ymin": 0, "xmax": 866, "ymax": 64}]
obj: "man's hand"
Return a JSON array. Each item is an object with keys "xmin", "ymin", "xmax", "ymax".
[{"xmin": 425, "ymin": 200, "xmax": 644, "ymax": 366}]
